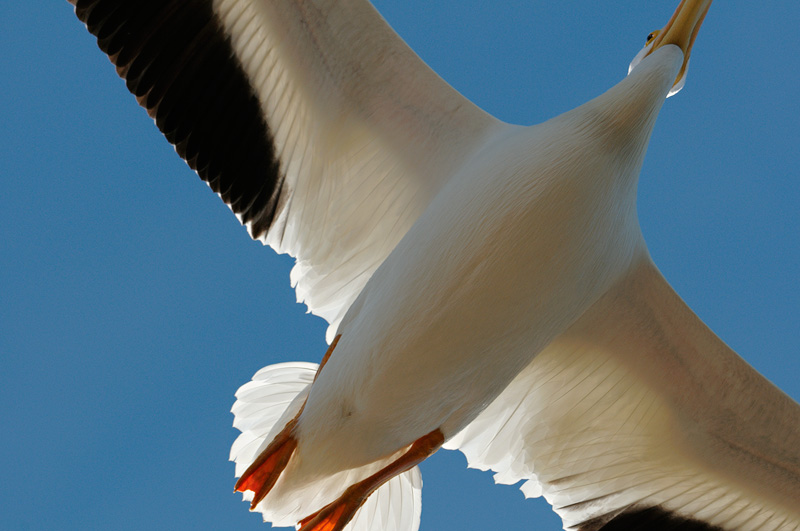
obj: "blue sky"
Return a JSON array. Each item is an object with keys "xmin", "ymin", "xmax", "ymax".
[{"xmin": 2, "ymin": 1, "xmax": 798, "ymax": 530}]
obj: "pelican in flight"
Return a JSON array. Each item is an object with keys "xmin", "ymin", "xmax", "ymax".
[{"xmin": 69, "ymin": 0, "xmax": 799, "ymax": 529}]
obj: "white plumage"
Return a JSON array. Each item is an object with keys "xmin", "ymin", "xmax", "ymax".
[{"xmin": 68, "ymin": 0, "xmax": 800, "ymax": 529}]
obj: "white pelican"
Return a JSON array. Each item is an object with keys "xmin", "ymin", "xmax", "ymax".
[{"xmin": 67, "ymin": 0, "xmax": 800, "ymax": 530}]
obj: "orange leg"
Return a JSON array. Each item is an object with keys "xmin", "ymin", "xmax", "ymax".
[
  {"xmin": 297, "ymin": 428, "xmax": 445, "ymax": 531},
  {"xmin": 234, "ymin": 334, "xmax": 343, "ymax": 509},
  {"xmin": 314, "ymin": 334, "xmax": 341, "ymax": 383}
]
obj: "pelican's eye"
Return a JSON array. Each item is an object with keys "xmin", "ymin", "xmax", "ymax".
[{"xmin": 646, "ymin": 30, "xmax": 660, "ymax": 45}]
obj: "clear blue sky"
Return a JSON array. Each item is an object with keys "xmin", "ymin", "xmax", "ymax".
[{"xmin": 2, "ymin": 1, "xmax": 798, "ymax": 530}]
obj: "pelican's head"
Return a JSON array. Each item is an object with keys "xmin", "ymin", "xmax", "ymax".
[{"xmin": 628, "ymin": 0, "xmax": 713, "ymax": 97}]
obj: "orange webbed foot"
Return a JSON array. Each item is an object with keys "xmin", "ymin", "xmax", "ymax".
[
  {"xmin": 297, "ymin": 493, "xmax": 360, "ymax": 531},
  {"xmin": 235, "ymin": 417, "xmax": 298, "ymax": 509},
  {"xmin": 296, "ymin": 428, "xmax": 444, "ymax": 531}
]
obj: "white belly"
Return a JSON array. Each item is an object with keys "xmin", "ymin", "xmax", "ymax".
[{"xmin": 296, "ymin": 122, "xmax": 648, "ymax": 474}]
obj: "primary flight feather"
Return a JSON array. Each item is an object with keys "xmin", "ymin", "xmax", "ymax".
[{"xmin": 68, "ymin": 0, "xmax": 800, "ymax": 530}]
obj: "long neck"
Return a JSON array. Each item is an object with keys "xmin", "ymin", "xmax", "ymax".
[{"xmin": 553, "ymin": 44, "xmax": 684, "ymax": 201}]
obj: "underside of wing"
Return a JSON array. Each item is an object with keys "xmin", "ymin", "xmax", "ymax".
[
  {"xmin": 70, "ymin": 0, "xmax": 499, "ymax": 337},
  {"xmin": 445, "ymin": 259, "xmax": 800, "ymax": 530}
]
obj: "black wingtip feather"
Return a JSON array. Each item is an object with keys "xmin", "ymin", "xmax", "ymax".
[
  {"xmin": 72, "ymin": 0, "xmax": 284, "ymax": 240},
  {"xmin": 583, "ymin": 506, "xmax": 724, "ymax": 531}
]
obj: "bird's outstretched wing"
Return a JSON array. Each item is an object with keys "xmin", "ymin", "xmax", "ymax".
[
  {"xmin": 70, "ymin": 0, "xmax": 499, "ymax": 337},
  {"xmin": 445, "ymin": 258, "xmax": 800, "ymax": 530}
]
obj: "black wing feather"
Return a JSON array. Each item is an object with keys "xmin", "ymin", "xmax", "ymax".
[{"xmin": 71, "ymin": 0, "xmax": 284, "ymax": 237}]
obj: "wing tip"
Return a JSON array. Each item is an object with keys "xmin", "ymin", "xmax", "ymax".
[
  {"xmin": 72, "ymin": 0, "xmax": 285, "ymax": 241},
  {"xmin": 579, "ymin": 506, "xmax": 723, "ymax": 531}
]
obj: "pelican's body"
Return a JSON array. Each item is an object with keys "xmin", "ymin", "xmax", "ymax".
[
  {"xmin": 68, "ymin": 0, "xmax": 800, "ymax": 529},
  {"xmin": 299, "ymin": 49, "xmax": 677, "ymax": 472}
]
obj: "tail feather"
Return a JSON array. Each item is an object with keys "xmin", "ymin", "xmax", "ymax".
[
  {"xmin": 231, "ymin": 361, "xmax": 422, "ymax": 531},
  {"xmin": 230, "ymin": 362, "xmax": 315, "ymax": 477}
]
